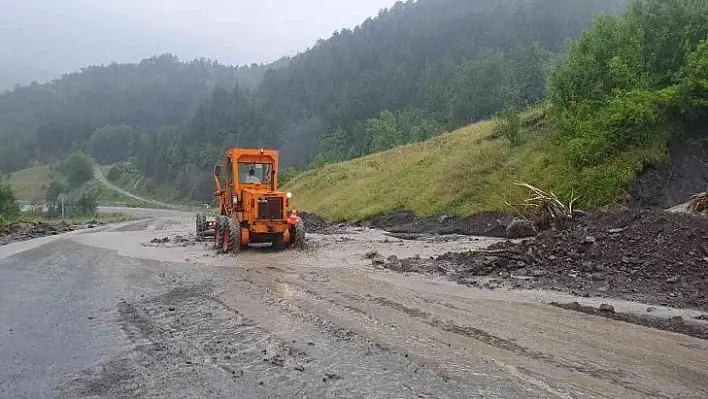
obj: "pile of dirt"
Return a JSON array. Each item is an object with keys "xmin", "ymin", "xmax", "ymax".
[
  {"xmin": 361, "ymin": 209, "xmax": 515, "ymax": 238},
  {"xmin": 383, "ymin": 210, "xmax": 708, "ymax": 311},
  {"xmin": 0, "ymin": 221, "xmax": 75, "ymax": 246},
  {"xmin": 299, "ymin": 212, "xmax": 347, "ymax": 234}
]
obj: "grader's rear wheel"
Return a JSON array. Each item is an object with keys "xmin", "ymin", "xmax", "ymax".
[{"xmin": 195, "ymin": 212, "xmax": 206, "ymax": 241}]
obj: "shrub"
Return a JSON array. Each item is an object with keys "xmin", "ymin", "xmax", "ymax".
[
  {"xmin": 494, "ymin": 105, "xmax": 522, "ymax": 145},
  {"xmin": 0, "ymin": 184, "xmax": 20, "ymax": 221},
  {"xmin": 71, "ymin": 192, "xmax": 98, "ymax": 217},
  {"xmin": 279, "ymin": 166, "xmax": 300, "ymax": 186}
]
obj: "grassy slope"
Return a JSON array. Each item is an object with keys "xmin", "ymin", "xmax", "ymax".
[
  {"xmin": 8, "ymin": 164, "xmax": 152, "ymax": 206},
  {"xmin": 8, "ymin": 165, "xmax": 57, "ymax": 201},
  {"xmin": 285, "ymin": 111, "xmax": 666, "ymax": 221},
  {"xmin": 100, "ymin": 163, "xmax": 190, "ymax": 205}
]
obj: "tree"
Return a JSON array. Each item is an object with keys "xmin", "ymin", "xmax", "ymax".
[
  {"xmin": 367, "ymin": 110, "xmax": 403, "ymax": 153},
  {"xmin": 279, "ymin": 166, "xmax": 300, "ymax": 186},
  {"xmin": 87, "ymin": 125, "xmax": 139, "ymax": 164},
  {"xmin": 545, "ymin": 0, "xmax": 708, "ymax": 167},
  {"xmin": 45, "ymin": 180, "xmax": 67, "ymax": 203},
  {"xmin": 62, "ymin": 149, "xmax": 94, "ymax": 188}
]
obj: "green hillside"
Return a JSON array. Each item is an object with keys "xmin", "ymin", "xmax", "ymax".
[
  {"xmin": 287, "ymin": 0, "xmax": 708, "ymax": 221},
  {"xmin": 285, "ymin": 110, "xmax": 665, "ymax": 221}
]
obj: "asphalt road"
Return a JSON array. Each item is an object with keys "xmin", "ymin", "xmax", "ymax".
[{"xmin": 1, "ymin": 208, "xmax": 707, "ymax": 398}]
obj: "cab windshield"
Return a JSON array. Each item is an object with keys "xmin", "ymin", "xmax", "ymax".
[{"xmin": 238, "ymin": 163, "xmax": 273, "ymax": 184}]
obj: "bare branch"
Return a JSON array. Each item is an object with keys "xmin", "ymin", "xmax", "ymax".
[{"xmin": 693, "ymin": 155, "xmax": 708, "ymax": 168}]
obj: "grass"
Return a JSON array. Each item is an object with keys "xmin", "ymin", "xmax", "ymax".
[
  {"xmin": 285, "ymin": 110, "xmax": 667, "ymax": 221},
  {"xmin": 7, "ymin": 164, "xmax": 58, "ymax": 201}
]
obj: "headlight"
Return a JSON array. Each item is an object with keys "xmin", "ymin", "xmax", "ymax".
[{"xmin": 286, "ymin": 192, "xmax": 293, "ymax": 198}]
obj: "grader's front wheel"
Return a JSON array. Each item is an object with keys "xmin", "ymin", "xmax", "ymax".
[
  {"xmin": 223, "ymin": 218, "xmax": 241, "ymax": 255},
  {"xmin": 215, "ymin": 216, "xmax": 228, "ymax": 251},
  {"xmin": 289, "ymin": 220, "xmax": 306, "ymax": 250}
]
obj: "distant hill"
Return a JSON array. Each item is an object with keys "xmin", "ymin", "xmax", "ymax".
[
  {"xmin": 0, "ymin": 58, "xmax": 60, "ymax": 92},
  {"xmin": 0, "ymin": 54, "xmax": 279, "ymax": 173}
]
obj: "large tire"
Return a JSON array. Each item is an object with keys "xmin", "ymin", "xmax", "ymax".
[
  {"xmin": 272, "ymin": 235, "xmax": 286, "ymax": 250},
  {"xmin": 289, "ymin": 220, "xmax": 306, "ymax": 250},
  {"xmin": 223, "ymin": 218, "xmax": 241, "ymax": 254},
  {"xmin": 195, "ymin": 212, "xmax": 206, "ymax": 241},
  {"xmin": 215, "ymin": 216, "xmax": 228, "ymax": 251}
]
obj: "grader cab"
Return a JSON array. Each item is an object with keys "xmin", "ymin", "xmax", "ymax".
[{"xmin": 195, "ymin": 148, "xmax": 305, "ymax": 253}]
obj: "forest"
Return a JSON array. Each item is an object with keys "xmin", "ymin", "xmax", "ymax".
[
  {"xmin": 0, "ymin": 55, "xmax": 278, "ymax": 173},
  {"xmin": 0, "ymin": 0, "xmax": 656, "ymax": 204}
]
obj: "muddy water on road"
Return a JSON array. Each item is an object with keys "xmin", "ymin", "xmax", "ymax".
[{"xmin": 69, "ymin": 215, "xmax": 708, "ymax": 398}]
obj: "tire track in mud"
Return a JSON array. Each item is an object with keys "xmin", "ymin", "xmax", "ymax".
[
  {"xmin": 549, "ymin": 302, "xmax": 708, "ymax": 340},
  {"xmin": 236, "ymin": 270, "xmax": 579, "ymax": 398},
  {"xmin": 247, "ymin": 265, "xmax": 678, "ymax": 398},
  {"xmin": 58, "ymin": 278, "xmax": 518, "ymax": 398},
  {"xmin": 58, "ymin": 284, "xmax": 315, "ymax": 398},
  {"xmin": 367, "ymin": 298, "xmax": 646, "ymax": 392},
  {"xmin": 221, "ymin": 271, "xmax": 559, "ymax": 398}
]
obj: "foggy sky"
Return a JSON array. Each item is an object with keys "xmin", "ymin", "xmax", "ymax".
[{"xmin": 0, "ymin": 0, "xmax": 396, "ymax": 85}]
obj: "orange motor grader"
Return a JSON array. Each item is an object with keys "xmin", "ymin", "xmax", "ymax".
[{"xmin": 195, "ymin": 148, "xmax": 305, "ymax": 253}]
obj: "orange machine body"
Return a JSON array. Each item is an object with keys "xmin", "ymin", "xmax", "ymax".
[{"xmin": 213, "ymin": 148, "xmax": 297, "ymax": 248}]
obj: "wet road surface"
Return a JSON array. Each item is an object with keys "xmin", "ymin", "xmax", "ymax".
[{"xmin": 1, "ymin": 208, "xmax": 707, "ymax": 398}]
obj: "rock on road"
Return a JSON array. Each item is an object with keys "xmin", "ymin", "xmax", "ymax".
[{"xmin": 1, "ymin": 208, "xmax": 707, "ymax": 398}]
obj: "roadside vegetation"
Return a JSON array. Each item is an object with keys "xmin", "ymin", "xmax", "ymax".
[
  {"xmin": 288, "ymin": 0, "xmax": 708, "ymax": 221},
  {"xmin": 2, "ymin": 173, "xmax": 135, "ymax": 229}
]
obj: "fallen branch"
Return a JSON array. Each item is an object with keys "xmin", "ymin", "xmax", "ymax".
[
  {"xmin": 687, "ymin": 192, "xmax": 708, "ymax": 214},
  {"xmin": 507, "ymin": 182, "xmax": 580, "ymax": 230},
  {"xmin": 693, "ymin": 155, "xmax": 708, "ymax": 168}
]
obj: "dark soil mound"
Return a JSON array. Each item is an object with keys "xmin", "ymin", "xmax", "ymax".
[
  {"xmin": 299, "ymin": 212, "xmax": 346, "ymax": 234},
  {"xmin": 632, "ymin": 140, "xmax": 708, "ymax": 208},
  {"xmin": 388, "ymin": 210, "xmax": 708, "ymax": 311},
  {"xmin": 363, "ymin": 209, "xmax": 514, "ymax": 238},
  {"xmin": 300, "ymin": 212, "xmax": 329, "ymax": 231}
]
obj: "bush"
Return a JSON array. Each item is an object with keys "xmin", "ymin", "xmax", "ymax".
[
  {"xmin": 71, "ymin": 192, "xmax": 98, "ymax": 217},
  {"xmin": 106, "ymin": 165, "xmax": 122, "ymax": 182},
  {"xmin": 279, "ymin": 166, "xmax": 300, "ymax": 186},
  {"xmin": 0, "ymin": 184, "xmax": 20, "ymax": 222},
  {"xmin": 311, "ymin": 154, "xmax": 328, "ymax": 169},
  {"xmin": 494, "ymin": 106, "xmax": 522, "ymax": 145}
]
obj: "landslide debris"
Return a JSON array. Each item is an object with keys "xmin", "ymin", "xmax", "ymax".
[
  {"xmin": 361, "ymin": 209, "xmax": 515, "ymax": 238},
  {"xmin": 0, "ymin": 221, "xmax": 75, "ymax": 245},
  {"xmin": 382, "ymin": 210, "xmax": 708, "ymax": 311},
  {"xmin": 299, "ymin": 212, "xmax": 347, "ymax": 234},
  {"xmin": 143, "ymin": 235, "xmax": 199, "ymax": 248}
]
